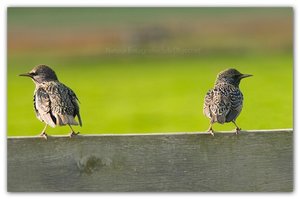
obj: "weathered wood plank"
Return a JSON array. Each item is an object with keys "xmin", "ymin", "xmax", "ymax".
[{"xmin": 7, "ymin": 130, "xmax": 293, "ymax": 192}]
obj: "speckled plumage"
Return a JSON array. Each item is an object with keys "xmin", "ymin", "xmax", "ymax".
[
  {"xmin": 20, "ymin": 65, "xmax": 81, "ymax": 138},
  {"xmin": 203, "ymin": 68, "xmax": 252, "ymax": 135},
  {"xmin": 34, "ymin": 81, "xmax": 82, "ymax": 127}
]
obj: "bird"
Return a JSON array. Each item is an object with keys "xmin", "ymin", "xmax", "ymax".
[
  {"xmin": 19, "ymin": 64, "xmax": 82, "ymax": 139},
  {"xmin": 203, "ymin": 68, "xmax": 252, "ymax": 135}
]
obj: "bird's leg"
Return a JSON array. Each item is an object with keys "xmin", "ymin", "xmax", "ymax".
[
  {"xmin": 207, "ymin": 123, "xmax": 214, "ymax": 136},
  {"xmin": 39, "ymin": 124, "xmax": 48, "ymax": 140},
  {"xmin": 68, "ymin": 125, "xmax": 80, "ymax": 138},
  {"xmin": 232, "ymin": 121, "xmax": 241, "ymax": 134}
]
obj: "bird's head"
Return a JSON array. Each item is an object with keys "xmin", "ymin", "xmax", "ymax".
[
  {"xmin": 216, "ymin": 68, "xmax": 252, "ymax": 87},
  {"xmin": 19, "ymin": 65, "xmax": 58, "ymax": 84}
]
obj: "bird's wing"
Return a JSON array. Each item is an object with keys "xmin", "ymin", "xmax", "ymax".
[
  {"xmin": 46, "ymin": 82, "xmax": 81, "ymax": 126},
  {"xmin": 34, "ymin": 88, "xmax": 56, "ymax": 127},
  {"xmin": 204, "ymin": 85, "xmax": 231, "ymax": 124},
  {"xmin": 33, "ymin": 94, "xmax": 41, "ymax": 121},
  {"xmin": 225, "ymin": 87, "xmax": 243, "ymax": 122},
  {"xmin": 67, "ymin": 87, "xmax": 82, "ymax": 126},
  {"xmin": 203, "ymin": 89, "xmax": 214, "ymax": 119},
  {"xmin": 213, "ymin": 87, "xmax": 231, "ymax": 124}
]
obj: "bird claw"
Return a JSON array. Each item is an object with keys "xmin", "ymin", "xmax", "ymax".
[
  {"xmin": 207, "ymin": 128, "xmax": 214, "ymax": 136},
  {"xmin": 39, "ymin": 132, "xmax": 48, "ymax": 140},
  {"xmin": 235, "ymin": 128, "xmax": 241, "ymax": 134},
  {"xmin": 69, "ymin": 131, "xmax": 80, "ymax": 138}
]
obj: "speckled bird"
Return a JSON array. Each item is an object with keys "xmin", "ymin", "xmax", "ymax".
[
  {"xmin": 203, "ymin": 68, "xmax": 252, "ymax": 135},
  {"xmin": 20, "ymin": 65, "xmax": 82, "ymax": 139}
]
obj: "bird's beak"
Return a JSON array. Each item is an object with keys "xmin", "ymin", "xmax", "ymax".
[
  {"xmin": 240, "ymin": 74, "xmax": 253, "ymax": 79},
  {"xmin": 19, "ymin": 73, "xmax": 32, "ymax": 78}
]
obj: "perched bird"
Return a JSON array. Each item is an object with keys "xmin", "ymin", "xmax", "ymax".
[
  {"xmin": 19, "ymin": 65, "xmax": 82, "ymax": 139},
  {"xmin": 203, "ymin": 68, "xmax": 252, "ymax": 135}
]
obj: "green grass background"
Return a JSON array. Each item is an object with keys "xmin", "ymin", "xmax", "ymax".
[{"xmin": 7, "ymin": 8, "xmax": 293, "ymax": 136}]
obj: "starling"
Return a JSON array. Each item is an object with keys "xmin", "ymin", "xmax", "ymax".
[
  {"xmin": 203, "ymin": 68, "xmax": 252, "ymax": 135},
  {"xmin": 19, "ymin": 65, "xmax": 82, "ymax": 139}
]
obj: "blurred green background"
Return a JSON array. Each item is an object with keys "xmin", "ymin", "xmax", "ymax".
[{"xmin": 7, "ymin": 7, "xmax": 293, "ymax": 136}]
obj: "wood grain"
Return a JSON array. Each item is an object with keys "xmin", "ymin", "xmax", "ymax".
[{"xmin": 7, "ymin": 130, "xmax": 293, "ymax": 192}]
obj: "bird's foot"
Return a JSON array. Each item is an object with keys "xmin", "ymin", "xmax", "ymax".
[
  {"xmin": 235, "ymin": 127, "xmax": 241, "ymax": 134},
  {"xmin": 207, "ymin": 128, "xmax": 214, "ymax": 136},
  {"xmin": 69, "ymin": 131, "xmax": 80, "ymax": 138},
  {"xmin": 39, "ymin": 132, "xmax": 48, "ymax": 140}
]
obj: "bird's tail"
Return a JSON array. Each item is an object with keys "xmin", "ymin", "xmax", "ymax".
[
  {"xmin": 77, "ymin": 112, "xmax": 82, "ymax": 127},
  {"xmin": 55, "ymin": 114, "xmax": 79, "ymax": 126}
]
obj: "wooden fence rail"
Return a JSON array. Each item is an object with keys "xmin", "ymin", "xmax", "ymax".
[{"xmin": 7, "ymin": 129, "xmax": 293, "ymax": 192}]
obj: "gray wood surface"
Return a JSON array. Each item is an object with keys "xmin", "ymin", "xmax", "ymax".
[{"xmin": 7, "ymin": 130, "xmax": 293, "ymax": 192}]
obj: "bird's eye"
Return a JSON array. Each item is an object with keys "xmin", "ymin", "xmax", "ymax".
[{"xmin": 30, "ymin": 72, "xmax": 37, "ymax": 76}]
